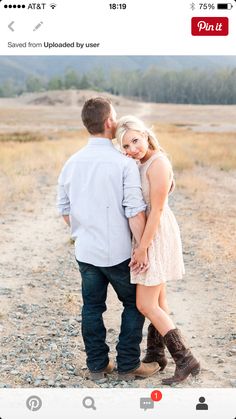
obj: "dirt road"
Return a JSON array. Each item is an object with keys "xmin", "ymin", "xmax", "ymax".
[{"xmin": 1, "ymin": 166, "xmax": 235, "ymax": 388}]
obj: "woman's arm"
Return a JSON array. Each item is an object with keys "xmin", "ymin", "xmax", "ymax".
[{"xmin": 132, "ymin": 158, "xmax": 170, "ymax": 267}]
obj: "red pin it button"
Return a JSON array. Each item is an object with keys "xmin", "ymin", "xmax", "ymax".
[{"xmin": 191, "ymin": 17, "xmax": 228, "ymax": 36}]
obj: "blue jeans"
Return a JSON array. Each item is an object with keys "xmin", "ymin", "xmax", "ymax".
[{"xmin": 77, "ymin": 259, "xmax": 145, "ymax": 373}]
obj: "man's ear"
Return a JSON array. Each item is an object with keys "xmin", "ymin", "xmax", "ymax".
[{"xmin": 104, "ymin": 117, "xmax": 111, "ymax": 130}]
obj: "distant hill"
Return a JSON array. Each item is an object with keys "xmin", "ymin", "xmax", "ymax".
[{"xmin": 0, "ymin": 56, "xmax": 236, "ymax": 83}]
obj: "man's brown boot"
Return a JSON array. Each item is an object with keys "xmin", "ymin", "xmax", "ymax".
[
  {"xmin": 142, "ymin": 323, "xmax": 168, "ymax": 371},
  {"xmin": 161, "ymin": 329, "xmax": 200, "ymax": 385},
  {"xmin": 90, "ymin": 360, "xmax": 115, "ymax": 380},
  {"xmin": 118, "ymin": 361, "xmax": 159, "ymax": 380}
]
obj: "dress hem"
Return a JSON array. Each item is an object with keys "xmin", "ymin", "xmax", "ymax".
[{"xmin": 130, "ymin": 273, "xmax": 184, "ymax": 286}]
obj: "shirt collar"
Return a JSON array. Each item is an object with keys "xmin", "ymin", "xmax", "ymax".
[{"xmin": 88, "ymin": 137, "xmax": 114, "ymax": 147}]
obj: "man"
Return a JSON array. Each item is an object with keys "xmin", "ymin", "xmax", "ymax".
[{"xmin": 57, "ymin": 97, "xmax": 158, "ymax": 380}]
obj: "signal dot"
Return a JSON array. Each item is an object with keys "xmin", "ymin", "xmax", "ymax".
[
  {"xmin": 13, "ymin": 4, "xmax": 17, "ymax": 7},
  {"xmin": 4, "ymin": 4, "xmax": 7, "ymax": 7},
  {"xmin": 9, "ymin": 4, "xmax": 12, "ymax": 7},
  {"xmin": 22, "ymin": 4, "xmax": 25, "ymax": 7},
  {"xmin": 17, "ymin": 4, "xmax": 21, "ymax": 7}
]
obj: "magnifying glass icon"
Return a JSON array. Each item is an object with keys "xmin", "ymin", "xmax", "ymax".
[{"xmin": 82, "ymin": 396, "xmax": 96, "ymax": 410}]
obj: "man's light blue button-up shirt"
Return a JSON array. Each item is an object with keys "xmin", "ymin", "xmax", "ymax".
[{"xmin": 57, "ymin": 138, "xmax": 146, "ymax": 267}]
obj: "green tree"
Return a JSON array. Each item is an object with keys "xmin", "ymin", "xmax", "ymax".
[
  {"xmin": 64, "ymin": 69, "xmax": 80, "ymax": 89},
  {"xmin": 26, "ymin": 76, "xmax": 44, "ymax": 92},
  {"xmin": 0, "ymin": 79, "xmax": 15, "ymax": 97},
  {"xmin": 79, "ymin": 74, "xmax": 90, "ymax": 89},
  {"xmin": 88, "ymin": 67, "xmax": 106, "ymax": 91},
  {"xmin": 48, "ymin": 76, "xmax": 64, "ymax": 90}
]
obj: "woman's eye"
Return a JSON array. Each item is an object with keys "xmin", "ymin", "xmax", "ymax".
[{"xmin": 133, "ymin": 139, "xmax": 138, "ymax": 143}]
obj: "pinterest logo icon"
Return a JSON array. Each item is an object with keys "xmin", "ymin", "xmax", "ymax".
[{"xmin": 26, "ymin": 395, "xmax": 42, "ymax": 411}]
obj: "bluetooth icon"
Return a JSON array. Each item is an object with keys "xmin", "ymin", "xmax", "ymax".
[{"xmin": 190, "ymin": 2, "xmax": 196, "ymax": 10}]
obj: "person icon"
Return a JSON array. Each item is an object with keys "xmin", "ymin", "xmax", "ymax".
[{"xmin": 196, "ymin": 397, "xmax": 208, "ymax": 410}]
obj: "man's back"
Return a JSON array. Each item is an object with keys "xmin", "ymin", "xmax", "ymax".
[{"xmin": 57, "ymin": 138, "xmax": 145, "ymax": 266}]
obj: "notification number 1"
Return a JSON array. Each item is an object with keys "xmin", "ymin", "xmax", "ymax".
[{"xmin": 151, "ymin": 390, "xmax": 163, "ymax": 402}]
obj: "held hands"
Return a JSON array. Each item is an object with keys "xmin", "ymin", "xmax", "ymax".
[{"xmin": 129, "ymin": 246, "xmax": 149, "ymax": 274}]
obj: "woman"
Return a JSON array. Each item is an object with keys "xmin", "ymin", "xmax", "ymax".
[{"xmin": 116, "ymin": 116, "xmax": 200, "ymax": 385}]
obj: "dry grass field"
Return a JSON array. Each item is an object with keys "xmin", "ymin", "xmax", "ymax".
[
  {"xmin": 0, "ymin": 90, "xmax": 235, "ymax": 388},
  {"xmin": 0, "ymin": 92, "xmax": 235, "ymax": 212}
]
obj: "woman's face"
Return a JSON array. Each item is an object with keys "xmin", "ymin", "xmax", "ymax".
[{"xmin": 122, "ymin": 130, "xmax": 149, "ymax": 160}]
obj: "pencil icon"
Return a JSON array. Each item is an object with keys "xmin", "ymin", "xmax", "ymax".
[{"xmin": 33, "ymin": 21, "xmax": 43, "ymax": 31}]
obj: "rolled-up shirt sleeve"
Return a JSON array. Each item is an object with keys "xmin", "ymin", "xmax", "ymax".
[
  {"xmin": 56, "ymin": 171, "xmax": 71, "ymax": 216},
  {"xmin": 123, "ymin": 159, "xmax": 146, "ymax": 218}
]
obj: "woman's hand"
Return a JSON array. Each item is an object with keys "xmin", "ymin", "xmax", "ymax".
[
  {"xmin": 129, "ymin": 246, "xmax": 149, "ymax": 274},
  {"xmin": 133, "ymin": 246, "xmax": 148, "ymax": 265}
]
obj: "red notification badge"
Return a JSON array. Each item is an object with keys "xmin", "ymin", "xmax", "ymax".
[{"xmin": 151, "ymin": 390, "xmax": 163, "ymax": 402}]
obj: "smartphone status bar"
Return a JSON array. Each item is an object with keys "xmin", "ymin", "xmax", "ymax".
[{"xmin": 0, "ymin": 0, "xmax": 236, "ymax": 54}]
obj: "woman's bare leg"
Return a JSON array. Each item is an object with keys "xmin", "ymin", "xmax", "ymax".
[
  {"xmin": 137, "ymin": 285, "xmax": 200, "ymax": 384},
  {"xmin": 158, "ymin": 284, "xmax": 170, "ymax": 314},
  {"xmin": 136, "ymin": 284, "xmax": 175, "ymax": 337}
]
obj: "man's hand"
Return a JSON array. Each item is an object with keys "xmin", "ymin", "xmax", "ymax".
[{"xmin": 63, "ymin": 215, "xmax": 70, "ymax": 226}]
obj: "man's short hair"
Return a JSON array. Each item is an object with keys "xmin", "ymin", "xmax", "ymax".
[{"xmin": 81, "ymin": 97, "xmax": 112, "ymax": 135}]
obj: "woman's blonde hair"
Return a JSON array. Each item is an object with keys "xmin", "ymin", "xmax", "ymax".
[{"xmin": 116, "ymin": 115, "xmax": 161, "ymax": 151}]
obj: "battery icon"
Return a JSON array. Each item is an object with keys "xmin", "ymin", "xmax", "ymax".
[{"xmin": 217, "ymin": 3, "xmax": 233, "ymax": 9}]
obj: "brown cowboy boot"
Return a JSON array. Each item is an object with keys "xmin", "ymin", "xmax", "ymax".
[
  {"xmin": 162, "ymin": 328, "xmax": 200, "ymax": 385},
  {"xmin": 142, "ymin": 323, "xmax": 168, "ymax": 371}
]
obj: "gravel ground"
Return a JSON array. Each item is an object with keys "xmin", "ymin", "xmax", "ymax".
[{"xmin": 0, "ymin": 165, "xmax": 235, "ymax": 389}]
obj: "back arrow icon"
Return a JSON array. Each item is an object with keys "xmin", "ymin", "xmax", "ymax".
[{"xmin": 8, "ymin": 21, "xmax": 15, "ymax": 31}]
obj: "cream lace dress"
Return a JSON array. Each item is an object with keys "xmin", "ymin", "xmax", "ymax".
[{"xmin": 131, "ymin": 152, "xmax": 185, "ymax": 286}]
